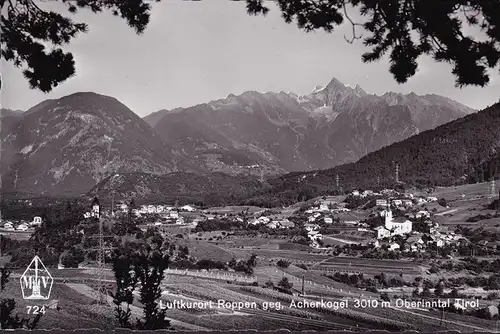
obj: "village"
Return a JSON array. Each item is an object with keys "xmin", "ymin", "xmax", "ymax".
[{"xmin": 1, "ymin": 181, "xmax": 499, "ymax": 331}]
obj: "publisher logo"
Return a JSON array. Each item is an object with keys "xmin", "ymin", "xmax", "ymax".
[{"xmin": 20, "ymin": 256, "xmax": 53, "ymax": 300}]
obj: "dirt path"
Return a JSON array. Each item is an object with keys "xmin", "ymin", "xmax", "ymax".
[
  {"xmin": 435, "ymin": 208, "xmax": 458, "ymax": 216},
  {"xmin": 65, "ymin": 283, "xmax": 208, "ymax": 331}
]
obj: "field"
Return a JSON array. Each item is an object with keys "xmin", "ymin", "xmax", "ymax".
[
  {"xmin": 241, "ymin": 249, "xmax": 330, "ymax": 262},
  {"xmin": 0, "ymin": 229, "xmax": 33, "ymax": 240},
  {"xmin": 174, "ymin": 238, "xmax": 250, "ymax": 261},
  {"xmin": 312, "ymin": 257, "xmax": 425, "ymax": 276},
  {"xmin": 427, "ymin": 181, "xmax": 498, "ymax": 200},
  {"xmin": 204, "ymin": 206, "xmax": 264, "ymax": 214},
  {"xmin": 409, "ymin": 181, "xmax": 500, "ymax": 231}
]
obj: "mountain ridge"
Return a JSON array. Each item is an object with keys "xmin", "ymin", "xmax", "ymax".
[
  {"xmin": 0, "ymin": 92, "xmax": 194, "ymax": 196},
  {"xmin": 149, "ymin": 78, "xmax": 475, "ymax": 173}
]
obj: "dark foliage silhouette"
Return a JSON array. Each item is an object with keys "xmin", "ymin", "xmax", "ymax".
[
  {"xmin": 2, "ymin": 0, "xmax": 499, "ymax": 91},
  {"xmin": 0, "ymin": 0, "xmax": 158, "ymax": 92},
  {"xmin": 242, "ymin": 0, "xmax": 500, "ymax": 87}
]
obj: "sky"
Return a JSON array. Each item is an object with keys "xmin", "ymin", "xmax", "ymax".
[{"xmin": 2, "ymin": 0, "xmax": 499, "ymax": 117}]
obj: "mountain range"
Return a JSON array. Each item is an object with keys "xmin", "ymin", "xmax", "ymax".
[
  {"xmin": 0, "ymin": 77, "xmax": 477, "ymax": 197},
  {"xmin": 239, "ymin": 101, "xmax": 500, "ymax": 207},
  {"xmin": 147, "ymin": 78, "xmax": 474, "ymax": 173}
]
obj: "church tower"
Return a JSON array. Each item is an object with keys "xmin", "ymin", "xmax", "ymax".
[{"xmin": 384, "ymin": 201, "xmax": 393, "ymax": 230}]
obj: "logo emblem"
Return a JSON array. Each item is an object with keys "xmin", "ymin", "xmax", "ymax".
[{"xmin": 20, "ymin": 256, "xmax": 53, "ymax": 300}]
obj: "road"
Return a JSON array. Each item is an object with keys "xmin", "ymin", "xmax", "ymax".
[{"xmin": 435, "ymin": 208, "xmax": 458, "ymax": 216}]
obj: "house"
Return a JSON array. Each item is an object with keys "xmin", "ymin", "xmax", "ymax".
[
  {"xmin": 427, "ymin": 197, "xmax": 438, "ymax": 202},
  {"xmin": 17, "ymin": 224, "xmax": 28, "ymax": 231},
  {"xmin": 31, "ymin": 216, "xmax": 42, "ymax": 226},
  {"xmin": 91, "ymin": 197, "xmax": 100, "ymax": 218},
  {"xmin": 307, "ymin": 230, "xmax": 322, "ymax": 240},
  {"xmin": 319, "ymin": 204, "xmax": 329, "ymax": 211},
  {"xmin": 415, "ymin": 198, "xmax": 427, "ymax": 204},
  {"xmin": 392, "ymin": 199, "xmax": 403, "ymax": 206},
  {"xmin": 304, "ymin": 223, "xmax": 320, "ymax": 232},
  {"xmin": 402, "ymin": 199, "xmax": 413, "ymax": 206},
  {"xmin": 147, "ymin": 205, "xmax": 156, "ymax": 214},
  {"xmin": 324, "ymin": 217, "xmax": 333, "ymax": 224},
  {"xmin": 415, "ymin": 210, "xmax": 430, "ymax": 219},
  {"xmin": 362, "ymin": 190, "xmax": 374, "ymax": 196},
  {"xmin": 181, "ymin": 205, "xmax": 195, "ymax": 212},
  {"xmin": 375, "ymin": 226, "xmax": 390, "ymax": 239},
  {"xmin": 120, "ymin": 203, "xmax": 129, "ymax": 212},
  {"xmin": 3, "ymin": 222, "xmax": 14, "ymax": 230},
  {"xmin": 279, "ymin": 220, "xmax": 295, "ymax": 228},
  {"xmin": 406, "ymin": 234, "xmax": 424, "ymax": 251},
  {"xmin": 376, "ymin": 199, "xmax": 387, "ymax": 206},
  {"xmin": 266, "ymin": 221, "xmax": 279, "ymax": 229},
  {"xmin": 483, "ymin": 305, "xmax": 499, "ymax": 319},
  {"xmin": 352, "ymin": 190, "xmax": 360, "ymax": 196},
  {"xmin": 389, "ymin": 242, "xmax": 400, "ymax": 251}
]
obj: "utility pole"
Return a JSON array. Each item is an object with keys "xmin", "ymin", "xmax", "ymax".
[
  {"xmin": 87, "ymin": 197, "xmax": 116, "ymax": 310},
  {"xmin": 301, "ymin": 274, "xmax": 305, "ymax": 296},
  {"xmin": 111, "ymin": 190, "xmax": 116, "ymax": 217},
  {"xmin": 490, "ymin": 178, "xmax": 496, "ymax": 198},
  {"xmin": 336, "ymin": 174, "xmax": 339, "ymax": 188},
  {"xmin": 395, "ymin": 163, "xmax": 399, "ymax": 184}
]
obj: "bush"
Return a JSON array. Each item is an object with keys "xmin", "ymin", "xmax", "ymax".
[{"xmin": 277, "ymin": 259, "xmax": 291, "ymax": 268}]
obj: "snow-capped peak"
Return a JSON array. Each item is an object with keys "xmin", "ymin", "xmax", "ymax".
[{"xmin": 312, "ymin": 85, "xmax": 324, "ymax": 93}]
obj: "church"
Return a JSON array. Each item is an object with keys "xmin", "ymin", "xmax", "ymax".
[{"xmin": 376, "ymin": 204, "xmax": 412, "ymax": 239}]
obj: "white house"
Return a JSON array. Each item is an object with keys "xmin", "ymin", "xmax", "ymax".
[
  {"xmin": 17, "ymin": 224, "xmax": 29, "ymax": 231},
  {"xmin": 352, "ymin": 190, "xmax": 360, "ymax": 196},
  {"xmin": 181, "ymin": 205, "xmax": 195, "ymax": 212},
  {"xmin": 392, "ymin": 199, "xmax": 403, "ymax": 206},
  {"xmin": 375, "ymin": 226, "xmax": 390, "ymax": 239},
  {"xmin": 427, "ymin": 197, "xmax": 438, "ymax": 202},
  {"xmin": 402, "ymin": 199, "xmax": 413, "ymax": 206},
  {"xmin": 31, "ymin": 216, "xmax": 42, "ymax": 226},
  {"xmin": 376, "ymin": 199, "xmax": 388, "ymax": 206},
  {"xmin": 3, "ymin": 222, "xmax": 14, "ymax": 230},
  {"xmin": 415, "ymin": 210, "xmax": 430, "ymax": 219},
  {"xmin": 415, "ymin": 198, "xmax": 427, "ymax": 204},
  {"xmin": 304, "ymin": 223, "xmax": 320, "ymax": 232},
  {"xmin": 147, "ymin": 205, "xmax": 156, "ymax": 214},
  {"xmin": 324, "ymin": 217, "xmax": 333, "ymax": 224},
  {"xmin": 266, "ymin": 221, "xmax": 279, "ymax": 229},
  {"xmin": 389, "ymin": 242, "xmax": 400, "ymax": 251}
]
